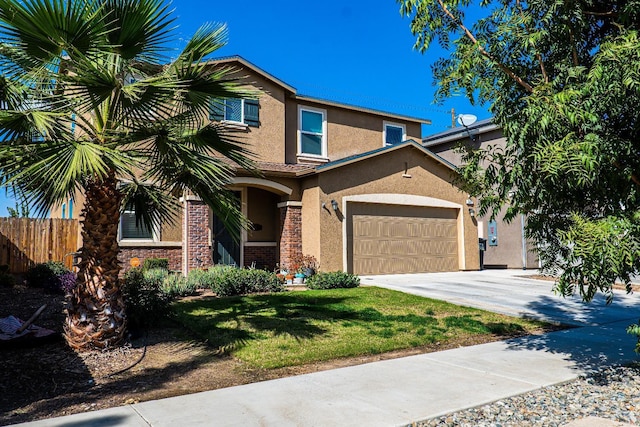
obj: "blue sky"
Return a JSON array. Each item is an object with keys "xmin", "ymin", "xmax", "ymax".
[{"xmin": 0, "ymin": 0, "xmax": 490, "ymax": 216}]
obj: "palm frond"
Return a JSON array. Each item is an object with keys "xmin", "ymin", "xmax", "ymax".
[
  {"xmin": 0, "ymin": 0, "xmax": 105, "ymax": 65},
  {"xmin": 100, "ymin": 0, "xmax": 175, "ymax": 63},
  {"xmin": 119, "ymin": 179, "xmax": 180, "ymax": 230},
  {"xmin": 0, "ymin": 137, "xmax": 136, "ymax": 215}
]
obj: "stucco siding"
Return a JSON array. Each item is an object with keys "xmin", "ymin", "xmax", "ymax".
[
  {"xmin": 220, "ymin": 68, "xmax": 288, "ymax": 164},
  {"xmin": 303, "ymin": 146, "xmax": 479, "ymax": 273}
]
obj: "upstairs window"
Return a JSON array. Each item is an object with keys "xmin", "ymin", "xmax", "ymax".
[
  {"xmin": 298, "ymin": 106, "xmax": 327, "ymax": 158},
  {"xmin": 384, "ymin": 122, "xmax": 406, "ymax": 146},
  {"xmin": 209, "ymin": 98, "xmax": 260, "ymax": 127},
  {"xmin": 120, "ymin": 206, "xmax": 156, "ymax": 241}
]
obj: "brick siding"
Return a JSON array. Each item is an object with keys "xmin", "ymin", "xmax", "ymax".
[
  {"xmin": 118, "ymin": 246, "xmax": 182, "ymax": 273},
  {"xmin": 278, "ymin": 205, "xmax": 302, "ymax": 271},
  {"xmin": 244, "ymin": 245, "xmax": 278, "ymax": 270},
  {"xmin": 185, "ymin": 199, "xmax": 212, "ymax": 272}
]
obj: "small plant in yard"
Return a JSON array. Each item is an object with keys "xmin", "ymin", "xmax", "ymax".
[
  {"xmin": 162, "ymin": 273, "xmax": 197, "ymax": 298},
  {"xmin": 0, "ymin": 271, "xmax": 16, "ymax": 287},
  {"xmin": 58, "ymin": 271, "xmax": 77, "ymax": 294},
  {"xmin": 186, "ymin": 268, "xmax": 210, "ymax": 289},
  {"xmin": 25, "ymin": 261, "xmax": 74, "ymax": 293},
  {"xmin": 305, "ymin": 271, "xmax": 360, "ymax": 290},
  {"xmin": 287, "ymin": 254, "xmax": 319, "ymax": 275},
  {"xmin": 122, "ymin": 268, "xmax": 171, "ymax": 332},
  {"xmin": 142, "ymin": 258, "xmax": 169, "ymax": 271},
  {"xmin": 210, "ymin": 267, "xmax": 284, "ymax": 296}
]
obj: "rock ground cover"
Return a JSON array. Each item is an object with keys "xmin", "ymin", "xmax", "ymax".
[{"xmin": 413, "ymin": 364, "xmax": 640, "ymax": 427}]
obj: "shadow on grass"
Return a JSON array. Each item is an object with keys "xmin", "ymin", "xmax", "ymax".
[{"xmin": 172, "ymin": 292, "xmax": 535, "ymax": 355}]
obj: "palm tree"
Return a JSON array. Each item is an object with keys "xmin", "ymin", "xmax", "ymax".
[{"xmin": 0, "ymin": 0, "xmax": 256, "ymax": 350}]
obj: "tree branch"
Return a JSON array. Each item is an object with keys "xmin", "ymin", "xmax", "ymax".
[
  {"xmin": 516, "ymin": 0, "xmax": 548, "ymax": 84},
  {"xmin": 613, "ymin": 161, "xmax": 640, "ymax": 187},
  {"xmin": 567, "ymin": 27, "xmax": 580, "ymax": 66},
  {"xmin": 436, "ymin": 0, "xmax": 534, "ymax": 93},
  {"xmin": 584, "ymin": 10, "xmax": 619, "ymax": 18}
]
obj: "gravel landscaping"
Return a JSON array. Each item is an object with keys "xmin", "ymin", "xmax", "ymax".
[{"xmin": 413, "ymin": 364, "xmax": 640, "ymax": 427}]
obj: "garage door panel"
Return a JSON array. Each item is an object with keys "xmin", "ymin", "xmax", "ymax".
[{"xmin": 350, "ymin": 204, "xmax": 459, "ymax": 275}]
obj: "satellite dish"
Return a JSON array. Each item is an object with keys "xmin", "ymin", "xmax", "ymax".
[{"xmin": 457, "ymin": 114, "xmax": 477, "ymax": 127}]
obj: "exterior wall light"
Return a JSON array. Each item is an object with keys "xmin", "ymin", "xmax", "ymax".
[
  {"xmin": 331, "ymin": 199, "xmax": 339, "ymax": 212},
  {"xmin": 465, "ymin": 198, "xmax": 474, "ymax": 207},
  {"xmin": 468, "ymin": 208, "xmax": 476, "ymax": 217}
]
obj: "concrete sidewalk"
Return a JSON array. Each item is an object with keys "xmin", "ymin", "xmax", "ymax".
[{"xmin": 10, "ymin": 272, "xmax": 640, "ymax": 427}]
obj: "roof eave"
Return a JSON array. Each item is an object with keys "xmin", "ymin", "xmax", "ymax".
[{"xmin": 293, "ymin": 95, "xmax": 432, "ymax": 125}]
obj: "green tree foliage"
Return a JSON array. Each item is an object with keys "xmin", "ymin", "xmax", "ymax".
[{"xmin": 399, "ymin": 0, "xmax": 640, "ymax": 302}]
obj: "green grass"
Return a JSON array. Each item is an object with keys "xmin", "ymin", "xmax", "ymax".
[{"xmin": 171, "ymin": 287, "xmax": 549, "ymax": 369}]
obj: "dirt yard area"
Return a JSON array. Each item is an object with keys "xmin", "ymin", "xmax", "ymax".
[{"xmin": 0, "ymin": 284, "xmax": 544, "ymax": 426}]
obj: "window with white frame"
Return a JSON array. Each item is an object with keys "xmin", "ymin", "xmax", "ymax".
[
  {"xmin": 383, "ymin": 122, "xmax": 406, "ymax": 146},
  {"xmin": 298, "ymin": 106, "xmax": 327, "ymax": 157},
  {"xmin": 120, "ymin": 206, "xmax": 157, "ymax": 241},
  {"xmin": 209, "ymin": 98, "xmax": 260, "ymax": 127}
]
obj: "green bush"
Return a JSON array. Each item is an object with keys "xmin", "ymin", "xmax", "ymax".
[
  {"xmin": 162, "ymin": 272, "xmax": 197, "ymax": 298},
  {"xmin": 186, "ymin": 268, "xmax": 211, "ymax": 289},
  {"xmin": 122, "ymin": 267, "xmax": 171, "ymax": 330},
  {"xmin": 0, "ymin": 272, "xmax": 16, "ymax": 287},
  {"xmin": 305, "ymin": 271, "xmax": 360, "ymax": 290},
  {"xmin": 143, "ymin": 268, "xmax": 169, "ymax": 286},
  {"xmin": 25, "ymin": 261, "xmax": 71, "ymax": 292},
  {"xmin": 142, "ymin": 258, "xmax": 169, "ymax": 271},
  {"xmin": 211, "ymin": 267, "xmax": 284, "ymax": 297}
]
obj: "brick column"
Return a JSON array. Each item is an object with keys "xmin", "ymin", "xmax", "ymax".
[
  {"xmin": 183, "ymin": 196, "xmax": 212, "ymax": 275},
  {"xmin": 278, "ymin": 201, "xmax": 302, "ymax": 271}
]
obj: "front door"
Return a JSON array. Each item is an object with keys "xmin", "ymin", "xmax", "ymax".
[{"xmin": 213, "ymin": 191, "xmax": 241, "ymax": 266}]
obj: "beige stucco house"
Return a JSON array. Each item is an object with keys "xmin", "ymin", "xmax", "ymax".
[
  {"xmin": 54, "ymin": 56, "xmax": 480, "ymax": 275},
  {"xmin": 423, "ymin": 118, "xmax": 538, "ymax": 269}
]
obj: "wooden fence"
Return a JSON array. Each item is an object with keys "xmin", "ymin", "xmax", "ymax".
[{"xmin": 0, "ymin": 218, "xmax": 80, "ymax": 273}]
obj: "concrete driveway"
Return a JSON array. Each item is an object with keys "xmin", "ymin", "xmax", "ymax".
[{"xmin": 360, "ymin": 269, "xmax": 640, "ymax": 327}]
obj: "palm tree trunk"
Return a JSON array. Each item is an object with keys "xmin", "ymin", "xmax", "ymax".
[{"xmin": 64, "ymin": 173, "xmax": 126, "ymax": 350}]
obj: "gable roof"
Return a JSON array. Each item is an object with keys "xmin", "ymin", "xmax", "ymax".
[
  {"xmin": 207, "ymin": 55, "xmax": 430, "ymax": 125},
  {"xmin": 294, "ymin": 95, "xmax": 431, "ymax": 125},
  {"xmin": 300, "ymin": 139, "xmax": 457, "ymax": 176},
  {"xmin": 423, "ymin": 118, "xmax": 498, "ymax": 147},
  {"xmin": 207, "ymin": 55, "xmax": 297, "ymax": 93}
]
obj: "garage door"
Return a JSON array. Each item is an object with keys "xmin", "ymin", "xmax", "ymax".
[{"xmin": 349, "ymin": 203, "xmax": 459, "ymax": 275}]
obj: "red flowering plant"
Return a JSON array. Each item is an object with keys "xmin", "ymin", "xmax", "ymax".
[{"xmin": 288, "ymin": 254, "xmax": 319, "ymax": 276}]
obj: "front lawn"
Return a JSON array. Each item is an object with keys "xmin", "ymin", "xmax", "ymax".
[{"xmin": 172, "ymin": 286, "xmax": 550, "ymax": 369}]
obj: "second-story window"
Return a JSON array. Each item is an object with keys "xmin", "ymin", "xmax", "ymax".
[
  {"xmin": 298, "ymin": 106, "xmax": 327, "ymax": 158},
  {"xmin": 384, "ymin": 122, "xmax": 406, "ymax": 146},
  {"xmin": 209, "ymin": 98, "xmax": 260, "ymax": 127}
]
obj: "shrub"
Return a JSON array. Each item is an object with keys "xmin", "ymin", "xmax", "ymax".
[
  {"xmin": 143, "ymin": 268, "xmax": 169, "ymax": 287},
  {"xmin": 58, "ymin": 271, "xmax": 77, "ymax": 293},
  {"xmin": 122, "ymin": 267, "xmax": 171, "ymax": 330},
  {"xmin": 25, "ymin": 261, "xmax": 72, "ymax": 292},
  {"xmin": 0, "ymin": 272, "xmax": 16, "ymax": 287},
  {"xmin": 305, "ymin": 271, "xmax": 360, "ymax": 290},
  {"xmin": 211, "ymin": 267, "xmax": 284, "ymax": 297},
  {"xmin": 186, "ymin": 268, "xmax": 211, "ymax": 289},
  {"xmin": 162, "ymin": 272, "xmax": 197, "ymax": 298},
  {"xmin": 142, "ymin": 258, "xmax": 169, "ymax": 271},
  {"xmin": 0, "ymin": 264, "xmax": 9, "ymax": 273}
]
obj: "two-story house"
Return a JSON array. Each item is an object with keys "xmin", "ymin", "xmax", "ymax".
[
  {"xmin": 423, "ymin": 118, "xmax": 538, "ymax": 269},
  {"xmin": 56, "ymin": 56, "xmax": 480, "ymax": 275}
]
